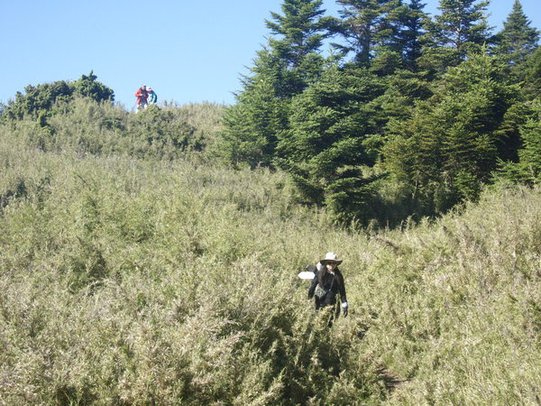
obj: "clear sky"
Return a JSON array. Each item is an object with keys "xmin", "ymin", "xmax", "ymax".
[{"xmin": 2, "ymin": 0, "xmax": 540, "ymax": 110}]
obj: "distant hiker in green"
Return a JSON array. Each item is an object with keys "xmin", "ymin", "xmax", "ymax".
[
  {"xmin": 308, "ymin": 252, "xmax": 348, "ymax": 322},
  {"xmin": 147, "ymin": 87, "xmax": 157, "ymax": 104}
]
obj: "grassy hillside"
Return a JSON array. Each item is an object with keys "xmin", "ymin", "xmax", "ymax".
[{"xmin": 1, "ymin": 102, "xmax": 541, "ymax": 404}]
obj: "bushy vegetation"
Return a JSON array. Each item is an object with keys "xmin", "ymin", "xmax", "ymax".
[
  {"xmin": 3, "ymin": 96, "xmax": 224, "ymax": 162},
  {"xmin": 1, "ymin": 71, "xmax": 114, "ymax": 123},
  {"xmin": 1, "ymin": 90, "xmax": 541, "ymax": 404}
]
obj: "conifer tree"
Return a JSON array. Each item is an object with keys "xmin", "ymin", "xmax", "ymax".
[
  {"xmin": 522, "ymin": 46, "xmax": 541, "ymax": 99},
  {"xmin": 366, "ymin": 0, "xmax": 431, "ymax": 141},
  {"xmin": 219, "ymin": 0, "xmax": 330, "ymax": 167},
  {"xmin": 333, "ymin": 0, "xmax": 428, "ymax": 73},
  {"xmin": 397, "ymin": 0, "xmax": 428, "ymax": 70},
  {"xmin": 266, "ymin": 0, "xmax": 333, "ymax": 93},
  {"xmin": 369, "ymin": 0, "xmax": 430, "ymax": 76},
  {"xmin": 434, "ymin": 0, "xmax": 490, "ymax": 52},
  {"xmin": 220, "ymin": 62, "xmax": 289, "ymax": 168},
  {"xmin": 493, "ymin": 0, "xmax": 539, "ymax": 68},
  {"xmin": 333, "ymin": 0, "xmax": 397, "ymax": 66},
  {"xmin": 497, "ymin": 101, "xmax": 541, "ymax": 185},
  {"xmin": 420, "ymin": 0, "xmax": 491, "ymax": 73},
  {"xmin": 275, "ymin": 64, "xmax": 385, "ymax": 223},
  {"xmin": 383, "ymin": 50, "xmax": 517, "ymax": 213}
]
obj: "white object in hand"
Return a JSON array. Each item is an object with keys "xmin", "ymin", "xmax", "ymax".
[{"xmin": 298, "ymin": 271, "xmax": 316, "ymax": 280}]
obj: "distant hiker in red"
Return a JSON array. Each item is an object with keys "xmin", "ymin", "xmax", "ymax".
[{"xmin": 134, "ymin": 85, "xmax": 148, "ymax": 111}]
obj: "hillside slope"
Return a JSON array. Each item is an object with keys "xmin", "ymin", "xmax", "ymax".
[{"xmin": 1, "ymin": 104, "xmax": 540, "ymax": 404}]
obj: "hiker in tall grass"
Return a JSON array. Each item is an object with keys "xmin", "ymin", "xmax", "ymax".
[{"xmin": 308, "ymin": 252, "xmax": 348, "ymax": 322}]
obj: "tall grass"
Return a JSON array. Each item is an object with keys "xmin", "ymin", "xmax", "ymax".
[
  {"xmin": 1, "ymin": 103, "xmax": 541, "ymax": 404},
  {"xmin": 4, "ymin": 98, "xmax": 224, "ymax": 161}
]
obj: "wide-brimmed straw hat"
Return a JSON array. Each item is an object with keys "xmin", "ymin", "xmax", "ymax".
[{"xmin": 320, "ymin": 252, "xmax": 342, "ymax": 265}]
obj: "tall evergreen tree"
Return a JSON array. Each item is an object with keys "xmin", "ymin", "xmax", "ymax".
[
  {"xmin": 219, "ymin": 0, "xmax": 330, "ymax": 167},
  {"xmin": 333, "ymin": 0, "xmax": 396, "ymax": 66},
  {"xmin": 333, "ymin": 0, "xmax": 428, "ymax": 72},
  {"xmin": 220, "ymin": 61, "xmax": 289, "ymax": 168},
  {"xmin": 434, "ymin": 0, "xmax": 491, "ymax": 52},
  {"xmin": 397, "ymin": 0, "xmax": 429, "ymax": 70},
  {"xmin": 266, "ymin": 0, "xmax": 333, "ymax": 90},
  {"xmin": 493, "ymin": 0, "xmax": 539, "ymax": 67},
  {"xmin": 275, "ymin": 64, "xmax": 385, "ymax": 223},
  {"xmin": 371, "ymin": 0, "xmax": 430, "ymax": 75},
  {"xmin": 420, "ymin": 0, "xmax": 491, "ymax": 73}
]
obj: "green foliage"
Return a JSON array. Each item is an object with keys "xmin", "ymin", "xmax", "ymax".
[
  {"xmin": 72, "ymin": 70, "xmax": 115, "ymax": 102},
  {"xmin": 126, "ymin": 105, "xmax": 200, "ymax": 159},
  {"xmin": 522, "ymin": 46, "xmax": 541, "ymax": 100},
  {"xmin": 383, "ymin": 50, "xmax": 518, "ymax": 214},
  {"xmin": 213, "ymin": 0, "xmax": 539, "ymax": 225},
  {"xmin": 333, "ymin": 0, "xmax": 396, "ymax": 66},
  {"xmin": 419, "ymin": 0, "xmax": 491, "ymax": 73},
  {"xmin": 174, "ymin": 102, "xmax": 226, "ymax": 151},
  {"xmin": 496, "ymin": 100, "xmax": 541, "ymax": 184},
  {"xmin": 375, "ymin": 68, "xmax": 433, "ymax": 127},
  {"xmin": 275, "ymin": 64, "xmax": 386, "ymax": 224},
  {"xmin": 2, "ymin": 80, "xmax": 73, "ymax": 121},
  {"xmin": 266, "ymin": 0, "xmax": 331, "ymax": 72},
  {"xmin": 332, "ymin": 0, "xmax": 428, "ymax": 70},
  {"xmin": 394, "ymin": 0, "xmax": 429, "ymax": 70},
  {"xmin": 1, "ymin": 72, "xmax": 114, "ymax": 123},
  {"xmin": 2, "ymin": 16, "xmax": 541, "ymax": 403},
  {"xmin": 493, "ymin": 0, "xmax": 539, "ymax": 69},
  {"xmin": 219, "ymin": 75, "xmax": 289, "ymax": 168},
  {"xmin": 432, "ymin": 0, "xmax": 491, "ymax": 51}
]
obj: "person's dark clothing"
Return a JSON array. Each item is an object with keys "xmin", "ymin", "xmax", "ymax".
[{"xmin": 308, "ymin": 267, "xmax": 347, "ymax": 316}]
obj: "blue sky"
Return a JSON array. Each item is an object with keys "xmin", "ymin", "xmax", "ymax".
[{"xmin": 2, "ymin": 1, "xmax": 540, "ymax": 110}]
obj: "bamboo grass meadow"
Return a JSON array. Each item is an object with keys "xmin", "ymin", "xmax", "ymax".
[{"xmin": 1, "ymin": 100, "xmax": 541, "ymax": 404}]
